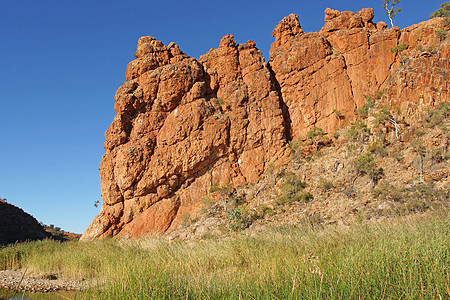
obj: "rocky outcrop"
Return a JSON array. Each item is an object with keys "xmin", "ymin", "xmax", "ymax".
[
  {"xmin": 82, "ymin": 8, "xmax": 449, "ymax": 240},
  {"xmin": 0, "ymin": 199, "xmax": 50, "ymax": 245},
  {"xmin": 383, "ymin": 17, "xmax": 449, "ymax": 123},
  {"xmin": 269, "ymin": 9, "xmax": 400, "ymax": 138},
  {"xmin": 82, "ymin": 35, "xmax": 289, "ymax": 240}
]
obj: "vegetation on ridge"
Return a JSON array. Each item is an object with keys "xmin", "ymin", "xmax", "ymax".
[{"xmin": 430, "ymin": 1, "xmax": 450, "ymax": 18}]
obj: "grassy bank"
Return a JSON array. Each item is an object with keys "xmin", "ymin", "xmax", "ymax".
[{"xmin": 1, "ymin": 214, "xmax": 449, "ymax": 299}]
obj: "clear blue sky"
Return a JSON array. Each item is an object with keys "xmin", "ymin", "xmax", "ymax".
[{"xmin": 0, "ymin": 0, "xmax": 444, "ymax": 234}]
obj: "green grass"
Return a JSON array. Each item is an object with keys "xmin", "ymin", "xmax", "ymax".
[{"xmin": 1, "ymin": 214, "xmax": 449, "ymax": 299}]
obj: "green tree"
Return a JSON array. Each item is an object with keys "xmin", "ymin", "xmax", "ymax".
[
  {"xmin": 411, "ymin": 139, "xmax": 426, "ymax": 182},
  {"xmin": 435, "ymin": 28, "xmax": 448, "ymax": 43},
  {"xmin": 383, "ymin": 0, "xmax": 402, "ymax": 27},
  {"xmin": 227, "ymin": 209, "xmax": 245, "ymax": 231},
  {"xmin": 306, "ymin": 127, "xmax": 328, "ymax": 151},
  {"xmin": 355, "ymin": 152, "xmax": 383, "ymax": 187},
  {"xmin": 332, "ymin": 109, "xmax": 343, "ymax": 130},
  {"xmin": 430, "ymin": 2, "xmax": 450, "ymax": 18},
  {"xmin": 346, "ymin": 120, "xmax": 370, "ymax": 144},
  {"xmin": 357, "ymin": 93, "xmax": 379, "ymax": 117},
  {"xmin": 288, "ymin": 138, "xmax": 303, "ymax": 160},
  {"xmin": 374, "ymin": 105, "xmax": 400, "ymax": 140},
  {"xmin": 276, "ymin": 172, "xmax": 312, "ymax": 205},
  {"xmin": 424, "ymin": 102, "xmax": 449, "ymax": 128},
  {"xmin": 390, "ymin": 43, "xmax": 408, "ymax": 65},
  {"xmin": 210, "ymin": 183, "xmax": 234, "ymax": 212}
]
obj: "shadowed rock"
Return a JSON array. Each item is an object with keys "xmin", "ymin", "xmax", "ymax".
[{"xmin": 0, "ymin": 199, "xmax": 50, "ymax": 245}]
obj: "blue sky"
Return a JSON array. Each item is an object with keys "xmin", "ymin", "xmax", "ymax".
[{"xmin": 0, "ymin": 0, "xmax": 444, "ymax": 234}]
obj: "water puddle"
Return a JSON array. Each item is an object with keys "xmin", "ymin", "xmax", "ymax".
[{"xmin": 0, "ymin": 289, "xmax": 79, "ymax": 300}]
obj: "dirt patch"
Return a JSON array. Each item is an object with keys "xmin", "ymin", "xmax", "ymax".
[{"xmin": 0, "ymin": 270, "xmax": 92, "ymax": 293}]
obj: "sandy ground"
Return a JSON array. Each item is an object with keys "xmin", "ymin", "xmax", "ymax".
[{"xmin": 0, "ymin": 270, "xmax": 91, "ymax": 293}]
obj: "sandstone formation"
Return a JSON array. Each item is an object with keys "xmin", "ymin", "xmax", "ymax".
[
  {"xmin": 82, "ymin": 8, "xmax": 449, "ymax": 240},
  {"xmin": 385, "ymin": 17, "xmax": 449, "ymax": 123},
  {"xmin": 82, "ymin": 35, "xmax": 289, "ymax": 240},
  {"xmin": 0, "ymin": 199, "xmax": 50, "ymax": 245},
  {"xmin": 269, "ymin": 8, "xmax": 400, "ymax": 138}
]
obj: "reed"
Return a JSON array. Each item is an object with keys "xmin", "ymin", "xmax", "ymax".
[{"xmin": 1, "ymin": 213, "xmax": 448, "ymax": 299}]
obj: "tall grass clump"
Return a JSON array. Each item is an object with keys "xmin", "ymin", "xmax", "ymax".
[
  {"xmin": 1, "ymin": 214, "xmax": 449, "ymax": 299},
  {"xmin": 0, "ymin": 238, "xmax": 121, "ymax": 280}
]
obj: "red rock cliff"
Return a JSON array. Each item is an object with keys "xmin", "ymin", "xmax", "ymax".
[{"xmin": 82, "ymin": 8, "xmax": 449, "ymax": 240}]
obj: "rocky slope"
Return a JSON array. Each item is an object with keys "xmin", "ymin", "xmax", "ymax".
[
  {"xmin": 166, "ymin": 114, "xmax": 449, "ymax": 240},
  {"xmin": 0, "ymin": 199, "xmax": 50, "ymax": 245},
  {"xmin": 82, "ymin": 8, "xmax": 449, "ymax": 240}
]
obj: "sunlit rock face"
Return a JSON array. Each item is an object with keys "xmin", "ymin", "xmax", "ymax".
[{"xmin": 81, "ymin": 9, "xmax": 449, "ymax": 240}]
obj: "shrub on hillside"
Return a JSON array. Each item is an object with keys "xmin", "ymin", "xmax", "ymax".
[
  {"xmin": 354, "ymin": 152, "xmax": 383, "ymax": 186},
  {"xmin": 346, "ymin": 120, "xmax": 370, "ymax": 143},
  {"xmin": 368, "ymin": 142, "xmax": 388, "ymax": 157},
  {"xmin": 424, "ymin": 102, "xmax": 449, "ymax": 128},
  {"xmin": 227, "ymin": 208, "xmax": 245, "ymax": 231},
  {"xmin": 370, "ymin": 182, "xmax": 449, "ymax": 216},
  {"xmin": 318, "ymin": 178, "xmax": 334, "ymax": 192},
  {"xmin": 275, "ymin": 172, "xmax": 312, "ymax": 205},
  {"xmin": 357, "ymin": 92, "xmax": 381, "ymax": 117}
]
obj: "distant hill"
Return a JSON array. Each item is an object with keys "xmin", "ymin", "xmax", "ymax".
[
  {"xmin": 42, "ymin": 224, "xmax": 81, "ymax": 241},
  {"xmin": 0, "ymin": 199, "xmax": 50, "ymax": 245}
]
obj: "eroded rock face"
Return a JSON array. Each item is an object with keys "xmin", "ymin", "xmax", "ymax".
[
  {"xmin": 82, "ymin": 9, "xmax": 449, "ymax": 240},
  {"xmin": 269, "ymin": 9, "xmax": 400, "ymax": 138},
  {"xmin": 82, "ymin": 35, "xmax": 289, "ymax": 240},
  {"xmin": 384, "ymin": 17, "xmax": 449, "ymax": 123}
]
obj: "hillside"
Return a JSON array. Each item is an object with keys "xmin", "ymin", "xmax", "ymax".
[
  {"xmin": 82, "ymin": 8, "xmax": 449, "ymax": 240},
  {"xmin": 168, "ymin": 105, "xmax": 449, "ymax": 240},
  {"xmin": 0, "ymin": 199, "xmax": 50, "ymax": 245}
]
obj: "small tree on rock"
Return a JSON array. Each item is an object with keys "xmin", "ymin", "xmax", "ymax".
[
  {"xmin": 276, "ymin": 172, "xmax": 312, "ymax": 205},
  {"xmin": 436, "ymin": 28, "xmax": 448, "ymax": 43},
  {"xmin": 346, "ymin": 120, "xmax": 370, "ymax": 144},
  {"xmin": 357, "ymin": 93, "xmax": 380, "ymax": 118},
  {"xmin": 390, "ymin": 43, "xmax": 408, "ymax": 65},
  {"xmin": 307, "ymin": 127, "xmax": 328, "ymax": 151},
  {"xmin": 210, "ymin": 183, "xmax": 234, "ymax": 212},
  {"xmin": 411, "ymin": 138, "xmax": 426, "ymax": 182},
  {"xmin": 333, "ymin": 109, "xmax": 344, "ymax": 130},
  {"xmin": 288, "ymin": 138, "xmax": 304, "ymax": 160},
  {"xmin": 430, "ymin": 2, "xmax": 450, "ymax": 18},
  {"xmin": 374, "ymin": 105, "xmax": 400, "ymax": 140},
  {"xmin": 355, "ymin": 152, "xmax": 384, "ymax": 187},
  {"xmin": 383, "ymin": 0, "xmax": 402, "ymax": 27}
]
